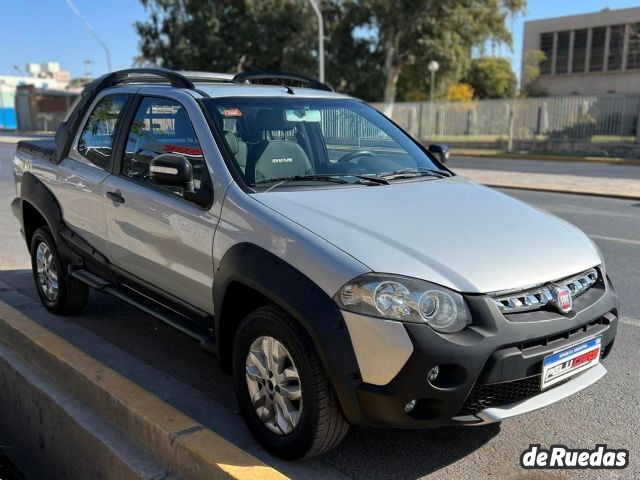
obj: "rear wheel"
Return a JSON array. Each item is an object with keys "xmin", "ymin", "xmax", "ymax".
[
  {"xmin": 30, "ymin": 227, "xmax": 89, "ymax": 315},
  {"xmin": 233, "ymin": 305, "xmax": 349, "ymax": 459}
]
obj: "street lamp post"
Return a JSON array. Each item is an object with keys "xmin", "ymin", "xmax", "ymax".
[
  {"xmin": 306, "ymin": 0, "xmax": 325, "ymax": 83},
  {"xmin": 64, "ymin": 0, "xmax": 112, "ymax": 72},
  {"xmin": 428, "ymin": 60, "xmax": 439, "ymax": 102}
]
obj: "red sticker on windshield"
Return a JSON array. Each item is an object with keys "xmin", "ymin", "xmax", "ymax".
[
  {"xmin": 223, "ymin": 108, "xmax": 242, "ymax": 117},
  {"xmin": 162, "ymin": 145, "xmax": 202, "ymax": 156}
]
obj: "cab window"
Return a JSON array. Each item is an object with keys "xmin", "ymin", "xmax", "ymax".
[
  {"xmin": 77, "ymin": 94, "xmax": 127, "ymax": 169},
  {"xmin": 121, "ymin": 97, "xmax": 207, "ymax": 197}
]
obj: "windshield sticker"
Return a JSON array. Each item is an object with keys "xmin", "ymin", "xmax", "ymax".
[{"xmin": 223, "ymin": 108, "xmax": 243, "ymax": 117}]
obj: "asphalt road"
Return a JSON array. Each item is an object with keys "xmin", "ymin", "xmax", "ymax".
[
  {"xmin": 1, "ymin": 142, "xmax": 639, "ymax": 479},
  {"xmin": 448, "ymin": 155, "xmax": 640, "ymax": 180}
]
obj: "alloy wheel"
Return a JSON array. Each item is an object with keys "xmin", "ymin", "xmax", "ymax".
[
  {"xmin": 245, "ymin": 335, "xmax": 303, "ymax": 435},
  {"xmin": 35, "ymin": 242, "xmax": 58, "ymax": 302}
]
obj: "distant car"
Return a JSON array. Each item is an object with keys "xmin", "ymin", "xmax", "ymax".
[{"xmin": 12, "ymin": 68, "xmax": 618, "ymax": 459}]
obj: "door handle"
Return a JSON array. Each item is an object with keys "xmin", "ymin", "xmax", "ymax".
[{"xmin": 105, "ymin": 191, "xmax": 125, "ymax": 204}]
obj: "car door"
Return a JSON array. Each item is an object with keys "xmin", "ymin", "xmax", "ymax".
[
  {"xmin": 102, "ymin": 95, "xmax": 217, "ymax": 316},
  {"xmin": 48, "ymin": 92, "xmax": 129, "ymax": 257}
]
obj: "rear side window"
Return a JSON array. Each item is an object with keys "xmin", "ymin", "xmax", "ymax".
[
  {"xmin": 77, "ymin": 94, "xmax": 127, "ymax": 169},
  {"xmin": 121, "ymin": 97, "xmax": 206, "ymax": 194}
]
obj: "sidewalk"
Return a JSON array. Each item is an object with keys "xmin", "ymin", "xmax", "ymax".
[
  {"xmin": 451, "ymin": 148, "xmax": 640, "ymax": 166},
  {"xmin": 0, "ymin": 132, "xmax": 52, "ymax": 144},
  {"xmin": 456, "ymin": 167, "xmax": 640, "ymax": 200}
]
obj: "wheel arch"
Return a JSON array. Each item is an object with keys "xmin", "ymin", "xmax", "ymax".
[
  {"xmin": 20, "ymin": 172, "xmax": 80, "ymax": 266},
  {"xmin": 213, "ymin": 243, "xmax": 365, "ymax": 425}
]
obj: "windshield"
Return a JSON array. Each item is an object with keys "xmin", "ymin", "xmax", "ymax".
[{"xmin": 203, "ymin": 97, "xmax": 445, "ymax": 190}]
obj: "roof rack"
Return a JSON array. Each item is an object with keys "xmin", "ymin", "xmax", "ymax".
[
  {"xmin": 232, "ymin": 72, "xmax": 333, "ymax": 92},
  {"xmin": 102, "ymin": 68, "xmax": 196, "ymax": 89},
  {"xmin": 178, "ymin": 71, "xmax": 236, "ymax": 83},
  {"xmin": 52, "ymin": 67, "xmax": 333, "ymax": 164}
]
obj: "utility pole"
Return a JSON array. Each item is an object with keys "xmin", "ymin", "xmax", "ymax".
[
  {"xmin": 306, "ymin": 0, "xmax": 325, "ymax": 82},
  {"xmin": 63, "ymin": 0, "xmax": 112, "ymax": 72}
]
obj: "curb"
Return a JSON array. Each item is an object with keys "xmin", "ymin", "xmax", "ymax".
[
  {"xmin": 0, "ymin": 300, "xmax": 288, "ymax": 480},
  {"xmin": 451, "ymin": 150, "xmax": 640, "ymax": 166}
]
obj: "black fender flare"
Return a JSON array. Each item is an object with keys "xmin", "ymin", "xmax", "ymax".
[
  {"xmin": 213, "ymin": 243, "xmax": 366, "ymax": 425},
  {"xmin": 19, "ymin": 172, "xmax": 82, "ymax": 266}
]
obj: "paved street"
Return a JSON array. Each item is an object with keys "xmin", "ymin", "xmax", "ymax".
[{"xmin": 1, "ymin": 142, "xmax": 639, "ymax": 479}]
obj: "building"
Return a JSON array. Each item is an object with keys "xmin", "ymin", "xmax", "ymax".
[
  {"xmin": 522, "ymin": 7, "xmax": 640, "ymax": 96},
  {"xmin": 0, "ymin": 62, "xmax": 73, "ymax": 130},
  {"xmin": 15, "ymin": 85, "xmax": 78, "ymax": 132}
]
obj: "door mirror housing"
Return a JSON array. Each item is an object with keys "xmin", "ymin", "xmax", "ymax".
[
  {"xmin": 427, "ymin": 144, "xmax": 450, "ymax": 164},
  {"xmin": 149, "ymin": 153, "xmax": 194, "ymax": 191}
]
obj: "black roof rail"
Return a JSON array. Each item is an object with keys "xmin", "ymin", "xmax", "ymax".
[
  {"xmin": 232, "ymin": 72, "xmax": 333, "ymax": 92},
  {"xmin": 104, "ymin": 68, "xmax": 196, "ymax": 89}
]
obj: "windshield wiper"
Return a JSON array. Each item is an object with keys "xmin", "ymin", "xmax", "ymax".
[
  {"xmin": 347, "ymin": 174, "xmax": 390, "ymax": 185},
  {"xmin": 379, "ymin": 167, "xmax": 451, "ymax": 180},
  {"xmin": 253, "ymin": 174, "xmax": 389, "ymax": 191},
  {"xmin": 253, "ymin": 175, "xmax": 351, "ymax": 187}
]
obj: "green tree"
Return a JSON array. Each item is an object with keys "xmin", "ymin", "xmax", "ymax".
[
  {"xmin": 134, "ymin": 0, "xmax": 526, "ymax": 102},
  {"xmin": 357, "ymin": 0, "xmax": 526, "ymax": 102},
  {"xmin": 521, "ymin": 49, "xmax": 548, "ymax": 97},
  {"xmin": 135, "ymin": 0, "xmax": 319, "ymax": 74},
  {"xmin": 466, "ymin": 56, "xmax": 517, "ymax": 99}
]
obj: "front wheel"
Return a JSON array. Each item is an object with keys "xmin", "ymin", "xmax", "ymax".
[
  {"xmin": 30, "ymin": 227, "xmax": 89, "ymax": 315},
  {"xmin": 233, "ymin": 305, "xmax": 349, "ymax": 459}
]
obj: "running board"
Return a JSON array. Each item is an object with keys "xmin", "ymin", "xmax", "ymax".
[{"xmin": 69, "ymin": 268, "xmax": 217, "ymax": 356}]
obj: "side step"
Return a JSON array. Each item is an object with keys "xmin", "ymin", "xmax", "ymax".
[{"xmin": 69, "ymin": 268, "xmax": 217, "ymax": 356}]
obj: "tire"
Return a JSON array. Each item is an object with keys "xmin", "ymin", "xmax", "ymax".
[
  {"xmin": 233, "ymin": 305, "xmax": 349, "ymax": 459},
  {"xmin": 30, "ymin": 227, "xmax": 89, "ymax": 315}
]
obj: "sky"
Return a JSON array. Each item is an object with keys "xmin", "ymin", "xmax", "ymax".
[{"xmin": 1, "ymin": 0, "xmax": 639, "ymax": 81}]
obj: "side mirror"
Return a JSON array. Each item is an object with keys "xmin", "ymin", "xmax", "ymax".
[
  {"xmin": 149, "ymin": 153, "xmax": 194, "ymax": 191},
  {"xmin": 427, "ymin": 144, "xmax": 450, "ymax": 164}
]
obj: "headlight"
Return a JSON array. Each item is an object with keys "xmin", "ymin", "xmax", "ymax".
[
  {"xmin": 335, "ymin": 274, "xmax": 470, "ymax": 333},
  {"xmin": 588, "ymin": 238, "xmax": 606, "ymax": 278}
]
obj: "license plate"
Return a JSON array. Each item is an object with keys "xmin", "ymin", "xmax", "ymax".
[{"xmin": 541, "ymin": 337, "xmax": 602, "ymax": 389}]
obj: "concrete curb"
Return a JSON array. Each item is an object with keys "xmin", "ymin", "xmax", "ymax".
[
  {"xmin": 451, "ymin": 149, "xmax": 640, "ymax": 166},
  {"xmin": 0, "ymin": 300, "xmax": 288, "ymax": 480}
]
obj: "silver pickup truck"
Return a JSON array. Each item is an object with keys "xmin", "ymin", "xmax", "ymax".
[{"xmin": 12, "ymin": 68, "xmax": 618, "ymax": 459}]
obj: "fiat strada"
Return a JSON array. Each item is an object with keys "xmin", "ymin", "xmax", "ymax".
[{"xmin": 11, "ymin": 68, "xmax": 618, "ymax": 459}]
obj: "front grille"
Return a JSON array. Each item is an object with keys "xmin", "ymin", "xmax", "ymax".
[
  {"xmin": 491, "ymin": 268, "xmax": 598, "ymax": 314},
  {"xmin": 459, "ymin": 375, "xmax": 542, "ymax": 416},
  {"xmin": 519, "ymin": 317, "xmax": 607, "ymax": 352}
]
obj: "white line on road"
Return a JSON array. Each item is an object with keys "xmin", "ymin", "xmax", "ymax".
[
  {"xmin": 589, "ymin": 234, "xmax": 640, "ymax": 246},
  {"xmin": 621, "ymin": 317, "xmax": 640, "ymax": 328},
  {"xmin": 548, "ymin": 205, "xmax": 640, "ymax": 220}
]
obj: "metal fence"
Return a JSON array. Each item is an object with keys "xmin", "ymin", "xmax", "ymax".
[{"xmin": 372, "ymin": 95, "xmax": 640, "ymax": 143}]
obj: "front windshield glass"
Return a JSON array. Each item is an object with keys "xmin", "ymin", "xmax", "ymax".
[{"xmin": 203, "ymin": 97, "xmax": 444, "ymax": 190}]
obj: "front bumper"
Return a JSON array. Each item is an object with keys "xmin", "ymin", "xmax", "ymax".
[{"xmin": 345, "ymin": 274, "xmax": 618, "ymax": 428}]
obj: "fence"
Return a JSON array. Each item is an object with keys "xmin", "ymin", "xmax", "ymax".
[{"xmin": 372, "ymin": 95, "xmax": 640, "ymax": 145}]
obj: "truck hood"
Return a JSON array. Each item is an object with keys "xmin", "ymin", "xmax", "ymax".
[{"xmin": 252, "ymin": 176, "xmax": 601, "ymax": 293}]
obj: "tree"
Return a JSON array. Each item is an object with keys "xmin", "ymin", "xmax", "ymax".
[
  {"xmin": 135, "ymin": 0, "xmax": 319, "ymax": 75},
  {"xmin": 447, "ymin": 83, "xmax": 474, "ymax": 101},
  {"xmin": 356, "ymin": 0, "xmax": 526, "ymax": 102},
  {"xmin": 134, "ymin": 0, "xmax": 526, "ymax": 102},
  {"xmin": 466, "ymin": 56, "xmax": 517, "ymax": 99},
  {"xmin": 521, "ymin": 49, "xmax": 548, "ymax": 97}
]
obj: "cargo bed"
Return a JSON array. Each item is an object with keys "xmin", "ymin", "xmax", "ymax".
[{"xmin": 17, "ymin": 139, "xmax": 56, "ymax": 159}]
